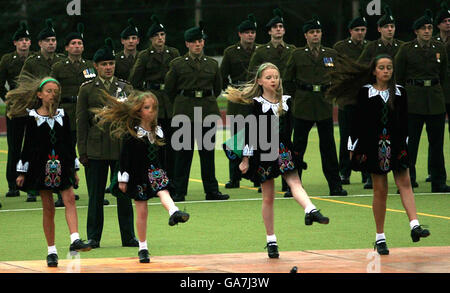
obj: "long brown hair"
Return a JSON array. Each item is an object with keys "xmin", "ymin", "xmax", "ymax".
[
  {"xmin": 6, "ymin": 74, "xmax": 61, "ymax": 118},
  {"xmin": 326, "ymin": 54, "xmax": 397, "ymax": 109},
  {"xmin": 225, "ymin": 62, "xmax": 286, "ymax": 116},
  {"xmin": 93, "ymin": 90, "xmax": 164, "ymax": 146}
]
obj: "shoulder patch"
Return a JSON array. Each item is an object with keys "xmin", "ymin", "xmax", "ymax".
[{"xmin": 80, "ymin": 79, "xmax": 95, "ymax": 87}]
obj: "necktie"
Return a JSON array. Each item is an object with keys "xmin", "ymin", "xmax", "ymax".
[{"xmin": 104, "ymin": 80, "xmax": 110, "ymax": 90}]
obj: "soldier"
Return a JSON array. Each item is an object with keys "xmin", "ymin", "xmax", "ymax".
[
  {"xmin": 164, "ymin": 22, "xmax": 229, "ymax": 202},
  {"xmin": 220, "ymin": 14, "xmax": 259, "ymax": 189},
  {"xmin": 248, "ymin": 8, "xmax": 296, "ymax": 196},
  {"xmin": 0, "ymin": 22, "xmax": 32, "ymax": 201},
  {"xmin": 357, "ymin": 5, "xmax": 403, "ymax": 189},
  {"xmin": 76, "ymin": 38, "xmax": 138, "ymax": 248},
  {"xmin": 284, "ymin": 16, "xmax": 347, "ymax": 196},
  {"xmin": 115, "ymin": 18, "xmax": 140, "ymax": 81},
  {"xmin": 20, "ymin": 18, "xmax": 65, "ymax": 79},
  {"xmin": 50, "ymin": 23, "xmax": 98, "ymax": 207},
  {"xmin": 333, "ymin": 10, "xmax": 368, "ymax": 186},
  {"xmin": 129, "ymin": 14, "xmax": 180, "ymax": 181},
  {"xmin": 395, "ymin": 9, "xmax": 450, "ymax": 193}
]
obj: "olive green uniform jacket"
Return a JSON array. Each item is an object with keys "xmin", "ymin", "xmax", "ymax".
[
  {"xmin": 248, "ymin": 41, "xmax": 296, "ymax": 79},
  {"xmin": 76, "ymin": 76, "xmax": 133, "ymax": 160},
  {"xmin": 164, "ymin": 53, "xmax": 222, "ymax": 121},
  {"xmin": 20, "ymin": 51, "xmax": 65, "ymax": 78},
  {"xmin": 114, "ymin": 50, "xmax": 139, "ymax": 81},
  {"xmin": 283, "ymin": 45, "xmax": 338, "ymax": 121},
  {"xmin": 395, "ymin": 39, "xmax": 448, "ymax": 115},
  {"xmin": 220, "ymin": 42, "xmax": 259, "ymax": 116},
  {"xmin": 357, "ymin": 38, "xmax": 404, "ymax": 64},
  {"xmin": 0, "ymin": 51, "xmax": 31, "ymax": 101},
  {"xmin": 433, "ymin": 35, "xmax": 450, "ymax": 104},
  {"xmin": 51, "ymin": 57, "xmax": 96, "ymax": 130},
  {"xmin": 129, "ymin": 45, "xmax": 180, "ymax": 119}
]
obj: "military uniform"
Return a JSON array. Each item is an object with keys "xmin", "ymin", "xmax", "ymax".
[
  {"xmin": 114, "ymin": 50, "xmax": 138, "ymax": 81},
  {"xmin": 77, "ymin": 39, "xmax": 137, "ymax": 246},
  {"xmin": 221, "ymin": 41, "xmax": 259, "ymax": 186},
  {"xmin": 284, "ymin": 44, "xmax": 345, "ymax": 195},
  {"xmin": 51, "ymin": 57, "xmax": 96, "ymax": 140},
  {"xmin": 0, "ymin": 49, "xmax": 31, "ymax": 195},
  {"xmin": 357, "ymin": 38, "xmax": 404, "ymax": 64},
  {"xmin": 333, "ymin": 37, "xmax": 368, "ymax": 183},
  {"xmin": 395, "ymin": 20, "xmax": 449, "ymax": 192},
  {"xmin": 165, "ymin": 23, "xmax": 227, "ymax": 201},
  {"xmin": 248, "ymin": 41, "xmax": 295, "ymax": 78}
]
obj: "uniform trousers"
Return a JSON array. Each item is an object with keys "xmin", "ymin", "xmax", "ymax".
[{"xmin": 6, "ymin": 116, "xmax": 26, "ymax": 190}]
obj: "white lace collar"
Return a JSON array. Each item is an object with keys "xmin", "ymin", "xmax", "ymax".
[
  {"xmin": 253, "ymin": 95, "xmax": 290, "ymax": 116},
  {"xmin": 364, "ymin": 84, "xmax": 402, "ymax": 103},
  {"xmin": 28, "ymin": 108, "xmax": 64, "ymax": 129},
  {"xmin": 135, "ymin": 125, "xmax": 163, "ymax": 143}
]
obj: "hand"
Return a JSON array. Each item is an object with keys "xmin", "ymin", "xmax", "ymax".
[
  {"xmin": 16, "ymin": 174, "xmax": 25, "ymax": 187},
  {"xmin": 119, "ymin": 182, "xmax": 127, "ymax": 193},
  {"xmin": 79, "ymin": 155, "xmax": 88, "ymax": 167},
  {"xmin": 239, "ymin": 157, "xmax": 249, "ymax": 174}
]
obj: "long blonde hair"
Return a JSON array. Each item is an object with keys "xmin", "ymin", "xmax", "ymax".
[
  {"xmin": 225, "ymin": 62, "xmax": 285, "ymax": 116},
  {"xmin": 93, "ymin": 90, "xmax": 164, "ymax": 146},
  {"xmin": 6, "ymin": 74, "xmax": 61, "ymax": 119}
]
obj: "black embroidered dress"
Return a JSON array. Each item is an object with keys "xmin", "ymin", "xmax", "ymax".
[
  {"xmin": 348, "ymin": 85, "xmax": 409, "ymax": 174},
  {"xmin": 17, "ymin": 109, "xmax": 79, "ymax": 192},
  {"xmin": 224, "ymin": 95, "xmax": 305, "ymax": 184},
  {"xmin": 112, "ymin": 126, "xmax": 169, "ymax": 201}
]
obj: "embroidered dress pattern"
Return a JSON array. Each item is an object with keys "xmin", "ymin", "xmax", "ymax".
[
  {"xmin": 148, "ymin": 164, "xmax": 169, "ymax": 192},
  {"xmin": 44, "ymin": 149, "xmax": 62, "ymax": 188},
  {"xmin": 278, "ymin": 143, "xmax": 295, "ymax": 173}
]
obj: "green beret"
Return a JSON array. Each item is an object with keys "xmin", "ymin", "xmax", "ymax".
[
  {"xmin": 412, "ymin": 9, "xmax": 434, "ymax": 30},
  {"xmin": 12, "ymin": 21, "xmax": 31, "ymax": 41},
  {"xmin": 303, "ymin": 15, "xmax": 322, "ymax": 33},
  {"xmin": 266, "ymin": 8, "xmax": 284, "ymax": 28},
  {"xmin": 64, "ymin": 23, "xmax": 84, "ymax": 46},
  {"xmin": 238, "ymin": 14, "xmax": 257, "ymax": 32},
  {"xmin": 435, "ymin": 1, "xmax": 450, "ymax": 25},
  {"xmin": 93, "ymin": 38, "xmax": 115, "ymax": 63},
  {"xmin": 377, "ymin": 6, "xmax": 395, "ymax": 27},
  {"xmin": 147, "ymin": 14, "xmax": 165, "ymax": 38},
  {"xmin": 348, "ymin": 7, "xmax": 368, "ymax": 29},
  {"xmin": 184, "ymin": 21, "xmax": 206, "ymax": 42},
  {"xmin": 121, "ymin": 18, "xmax": 139, "ymax": 39},
  {"xmin": 37, "ymin": 18, "xmax": 56, "ymax": 41}
]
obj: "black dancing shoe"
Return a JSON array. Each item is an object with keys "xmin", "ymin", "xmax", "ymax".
[
  {"xmin": 123, "ymin": 238, "xmax": 139, "ymax": 247},
  {"xmin": 374, "ymin": 240, "xmax": 389, "ymax": 255},
  {"xmin": 265, "ymin": 242, "xmax": 279, "ymax": 259},
  {"xmin": 47, "ymin": 253, "xmax": 58, "ymax": 267},
  {"xmin": 411, "ymin": 225, "xmax": 430, "ymax": 242},
  {"xmin": 205, "ymin": 191, "xmax": 229, "ymax": 200},
  {"xmin": 70, "ymin": 239, "xmax": 92, "ymax": 252},
  {"xmin": 225, "ymin": 181, "xmax": 240, "ymax": 189},
  {"xmin": 26, "ymin": 194, "xmax": 37, "ymax": 202},
  {"xmin": 138, "ymin": 249, "xmax": 150, "ymax": 263},
  {"xmin": 5, "ymin": 189, "xmax": 19, "ymax": 197},
  {"xmin": 305, "ymin": 210, "xmax": 330, "ymax": 225},
  {"xmin": 169, "ymin": 210, "xmax": 190, "ymax": 226}
]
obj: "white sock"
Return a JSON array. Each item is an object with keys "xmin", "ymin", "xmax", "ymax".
[
  {"xmin": 266, "ymin": 234, "xmax": 277, "ymax": 243},
  {"xmin": 376, "ymin": 233, "xmax": 386, "ymax": 242},
  {"xmin": 409, "ymin": 219, "xmax": 420, "ymax": 230},
  {"xmin": 168, "ymin": 206, "xmax": 179, "ymax": 216},
  {"xmin": 139, "ymin": 240, "xmax": 148, "ymax": 251},
  {"xmin": 48, "ymin": 246, "xmax": 57, "ymax": 255},
  {"xmin": 304, "ymin": 204, "xmax": 317, "ymax": 214},
  {"xmin": 70, "ymin": 232, "xmax": 80, "ymax": 244}
]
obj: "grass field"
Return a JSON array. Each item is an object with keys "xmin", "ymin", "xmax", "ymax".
[{"xmin": 0, "ymin": 125, "xmax": 449, "ymax": 262}]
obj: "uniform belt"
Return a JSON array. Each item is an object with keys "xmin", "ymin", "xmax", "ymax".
[
  {"xmin": 180, "ymin": 89, "xmax": 213, "ymax": 98},
  {"xmin": 297, "ymin": 82, "xmax": 330, "ymax": 92},
  {"xmin": 60, "ymin": 96, "xmax": 78, "ymax": 103},
  {"xmin": 146, "ymin": 82, "xmax": 165, "ymax": 90},
  {"xmin": 406, "ymin": 79, "xmax": 439, "ymax": 87}
]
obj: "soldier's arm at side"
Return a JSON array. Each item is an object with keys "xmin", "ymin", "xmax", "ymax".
[
  {"xmin": 0, "ymin": 55, "xmax": 8, "ymax": 101},
  {"xmin": 394, "ymin": 44, "xmax": 407, "ymax": 86},
  {"xmin": 213, "ymin": 62, "xmax": 223, "ymax": 98},
  {"xmin": 164, "ymin": 60, "xmax": 178, "ymax": 103},
  {"xmin": 219, "ymin": 49, "xmax": 231, "ymax": 90},
  {"xmin": 356, "ymin": 42, "xmax": 372, "ymax": 65},
  {"xmin": 128, "ymin": 51, "xmax": 147, "ymax": 90},
  {"xmin": 247, "ymin": 51, "xmax": 261, "ymax": 80},
  {"xmin": 440, "ymin": 45, "xmax": 448, "ymax": 85},
  {"xmin": 282, "ymin": 52, "xmax": 297, "ymax": 96},
  {"xmin": 76, "ymin": 85, "xmax": 89, "ymax": 158}
]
